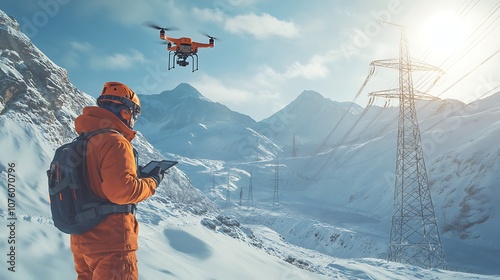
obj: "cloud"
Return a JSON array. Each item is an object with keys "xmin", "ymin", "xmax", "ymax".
[
  {"xmin": 189, "ymin": 74, "xmax": 284, "ymax": 120},
  {"xmin": 224, "ymin": 13, "xmax": 298, "ymax": 39},
  {"xmin": 284, "ymin": 60, "xmax": 330, "ymax": 80},
  {"xmin": 192, "ymin": 7, "xmax": 225, "ymax": 23},
  {"xmin": 190, "ymin": 74, "xmax": 253, "ymax": 104},
  {"xmin": 60, "ymin": 40, "xmax": 94, "ymax": 69},
  {"xmin": 258, "ymin": 49, "xmax": 344, "ymax": 81},
  {"xmin": 90, "ymin": 50, "xmax": 146, "ymax": 70},
  {"xmin": 226, "ymin": 0, "xmax": 257, "ymax": 7},
  {"xmin": 68, "ymin": 40, "xmax": 94, "ymax": 52},
  {"xmin": 208, "ymin": 0, "xmax": 258, "ymax": 14},
  {"xmin": 62, "ymin": 40, "xmax": 147, "ymax": 70},
  {"xmin": 80, "ymin": 0, "xmax": 182, "ymax": 25},
  {"xmin": 193, "ymin": 8, "xmax": 298, "ymax": 39}
]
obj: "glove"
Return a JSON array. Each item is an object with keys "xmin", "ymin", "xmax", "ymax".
[
  {"xmin": 147, "ymin": 166, "xmax": 164, "ymax": 187},
  {"xmin": 138, "ymin": 165, "xmax": 145, "ymax": 178}
]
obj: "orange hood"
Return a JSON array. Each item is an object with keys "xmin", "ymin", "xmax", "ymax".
[{"xmin": 75, "ymin": 106, "xmax": 136, "ymax": 141}]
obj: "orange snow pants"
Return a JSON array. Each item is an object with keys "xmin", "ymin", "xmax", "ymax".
[{"xmin": 73, "ymin": 250, "xmax": 138, "ymax": 280}]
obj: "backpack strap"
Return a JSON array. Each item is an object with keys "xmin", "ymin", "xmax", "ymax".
[
  {"xmin": 48, "ymin": 130, "xmax": 119, "ymax": 196},
  {"xmin": 81, "ymin": 128, "xmax": 122, "ymax": 140},
  {"xmin": 78, "ymin": 128, "xmax": 136, "ymax": 221},
  {"xmin": 48, "ymin": 166, "xmax": 75, "ymax": 195},
  {"xmin": 76, "ymin": 204, "xmax": 136, "ymax": 223}
]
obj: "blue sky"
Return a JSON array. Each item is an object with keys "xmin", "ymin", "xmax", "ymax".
[{"xmin": 2, "ymin": 0, "xmax": 499, "ymax": 120}]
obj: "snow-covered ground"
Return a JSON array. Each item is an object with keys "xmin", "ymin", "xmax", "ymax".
[
  {"xmin": 1, "ymin": 8, "xmax": 500, "ymax": 280},
  {"xmin": 0, "ymin": 209, "xmax": 330, "ymax": 280},
  {"xmin": 1, "ymin": 205, "xmax": 499, "ymax": 279}
]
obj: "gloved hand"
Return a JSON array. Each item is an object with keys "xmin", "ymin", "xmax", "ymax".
[
  {"xmin": 147, "ymin": 166, "xmax": 164, "ymax": 187},
  {"xmin": 138, "ymin": 165, "xmax": 145, "ymax": 178}
]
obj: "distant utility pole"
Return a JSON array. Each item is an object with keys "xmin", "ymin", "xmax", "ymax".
[
  {"xmin": 211, "ymin": 174, "xmax": 216, "ymax": 199},
  {"xmin": 239, "ymin": 186, "xmax": 243, "ymax": 207},
  {"xmin": 248, "ymin": 170, "xmax": 254, "ymax": 207},
  {"xmin": 225, "ymin": 171, "xmax": 231, "ymax": 206},
  {"xmin": 369, "ymin": 21, "xmax": 446, "ymax": 269},
  {"xmin": 292, "ymin": 133, "xmax": 297, "ymax": 158},
  {"xmin": 273, "ymin": 156, "xmax": 280, "ymax": 207},
  {"xmin": 226, "ymin": 188, "xmax": 230, "ymax": 206}
]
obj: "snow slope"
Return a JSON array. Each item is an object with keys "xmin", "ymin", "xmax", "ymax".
[
  {"xmin": 136, "ymin": 83, "xmax": 280, "ymax": 161},
  {"xmin": 148, "ymin": 81, "xmax": 500, "ymax": 274},
  {"xmin": 1, "ymin": 8, "xmax": 499, "ymax": 280},
  {"xmin": 147, "ymin": 85, "xmax": 500, "ymax": 274}
]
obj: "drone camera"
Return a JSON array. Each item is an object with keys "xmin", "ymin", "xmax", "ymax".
[{"xmin": 145, "ymin": 22, "xmax": 216, "ymax": 72}]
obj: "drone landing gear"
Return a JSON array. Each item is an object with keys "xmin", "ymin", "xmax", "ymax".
[{"xmin": 168, "ymin": 52, "xmax": 199, "ymax": 72}]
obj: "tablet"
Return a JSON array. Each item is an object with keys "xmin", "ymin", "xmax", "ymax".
[{"xmin": 140, "ymin": 160, "xmax": 178, "ymax": 174}]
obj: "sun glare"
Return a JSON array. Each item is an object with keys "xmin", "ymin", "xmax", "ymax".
[{"xmin": 423, "ymin": 11, "xmax": 466, "ymax": 53}]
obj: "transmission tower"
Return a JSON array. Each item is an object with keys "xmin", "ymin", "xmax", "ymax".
[
  {"xmin": 225, "ymin": 171, "xmax": 231, "ymax": 206},
  {"xmin": 239, "ymin": 186, "xmax": 243, "ymax": 207},
  {"xmin": 226, "ymin": 188, "xmax": 231, "ymax": 206},
  {"xmin": 211, "ymin": 174, "xmax": 216, "ymax": 199},
  {"xmin": 369, "ymin": 22, "xmax": 446, "ymax": 269},
  {"xmin": 273, "ymin": 156, "xmax": 280, "ymax": 207},
  {"xmin": 292, "ymin": 133, "xmax": 297, "ymax": 158},
  {"xmin": 247, "ymin": 170, "xmax": 254, "ymax": 207}
]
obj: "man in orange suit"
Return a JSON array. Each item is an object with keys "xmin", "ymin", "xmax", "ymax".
[{"xmin": 71, "ymin": 82, "xmax": 163, "ymax": 279}]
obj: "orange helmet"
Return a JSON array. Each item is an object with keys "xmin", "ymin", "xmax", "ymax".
[{"xmin": 97, "ymin": 82, "xmax": 141, "ymax": 118}]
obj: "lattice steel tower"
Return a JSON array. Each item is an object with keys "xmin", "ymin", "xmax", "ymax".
[
  {"xmin": 248, "ymin": 170, "xmax": 254, "ymax": 207},
  {"xmin": 225, "ymin": 171, "xmax": 231, "ymax": 206},
  {"xmin": 369, "ymin": 23, "xmax": 446, "ymax": 269},
  {"xmin": 273, "ymin": 156, "xmax": 280, "ymax": 207},
  {"xmin": 239, "ymin": 187, "xmax": 243, "ymax": 207}
]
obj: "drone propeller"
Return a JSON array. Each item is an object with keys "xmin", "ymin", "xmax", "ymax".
[
  {"xmin": 199, "ymin": 31, "xmax": 221, "ymax": 41},
  {"xmin": 142, "ymin": 21, "xmax": 178, "ymax": 32}
]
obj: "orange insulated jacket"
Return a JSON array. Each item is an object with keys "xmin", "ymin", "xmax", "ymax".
[{"xmin": 70, "ymin": 106, "xmax": 157, "ymax": 254}]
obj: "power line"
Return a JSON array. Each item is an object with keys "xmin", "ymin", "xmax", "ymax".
[
  {"xmin": 415, "ymin": 1, "xmax": 499, "ymax": 92},
  {"xmin": 301, "ymin": 66, "xmax": 376, "ymax": 174},
  {"xmin": 314, "ymin": 66, "xmax": 375, "ymax": 155},
  {"xmin": 368, "ymin": 2, "xmax": 499, "ymax": 141},
  {"xmin": 440, "ymin": 48, "xmax": 500, "ymax": 95},
  {"xmin": 294, "ymin": 1, "xmax": 499, "ymax": 182},
  {"xmin": 373, "ymin": 25, "xmax": 446, "ymax": 269},
  {"xmin": 312, "ymin": 104, "xmax": 372, "ymax": 179}
]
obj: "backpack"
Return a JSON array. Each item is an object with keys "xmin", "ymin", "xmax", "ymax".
[{"xmin": 47, "ymin": 129, "xmax": 136, "ymax": 234}]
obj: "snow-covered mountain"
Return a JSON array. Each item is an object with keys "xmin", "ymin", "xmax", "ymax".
[
  {"xmin": 1, "ymin": 8, "xmax": 499, "ymax": 280},
  {"xmin": 0, "ymin": 10, "xmax": 215, "ymax": 217},
  {"xmin": 136, "ymin": 83, "xmax": 280, "ymax": 161},
  {"xmin": 0, "ymin": 10, "xmax": 313, "ymax": 280},
  {"xmin": 135, "ymin": 83, "xmax": 500, "ymax": 274},
  {"xmin": 256, "ymin": 90, "xmax": 363, "ymax": 156}
]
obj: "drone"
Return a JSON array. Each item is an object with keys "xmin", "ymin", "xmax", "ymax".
[{"xmin": 144, "ymin": 22, "xmax": 217, "ymax": 72}]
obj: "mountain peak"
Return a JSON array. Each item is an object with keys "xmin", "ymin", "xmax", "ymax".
[
  {"xmin": 297, "ymin": 90, "xmax": 325, "ymax": 101},
  {"xmin": 157, "ymin": 83, "xmax": 214, "ymax": 103},
  {"xmin": 168, "ymin": 83, "xmax": 203, "ymax": 97},
  {"xmin": 0, "ymin": 10, "xmax": 20, "ymax": 31},
  {"xmin": 174, "ymin": 82, "xmax": 199, "ymax": 93}
]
